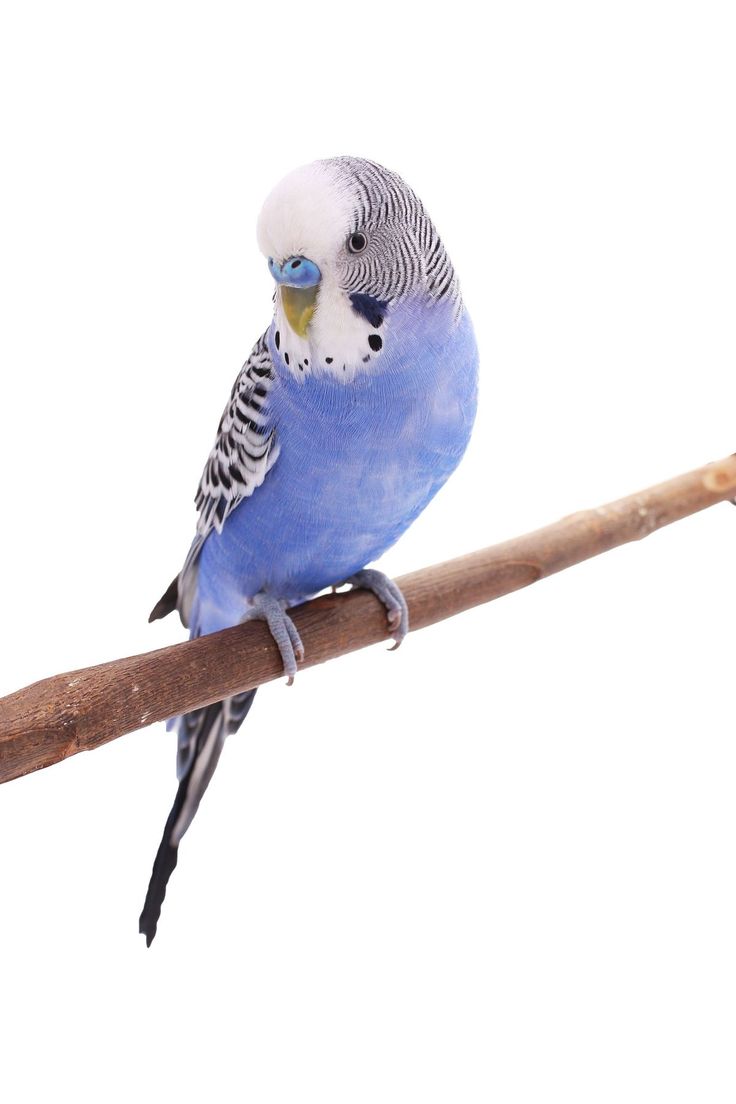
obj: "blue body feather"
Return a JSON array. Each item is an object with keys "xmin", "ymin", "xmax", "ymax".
[{"xmin": 194, "ymin": 300, "xmax": 478, "ymax": 636}]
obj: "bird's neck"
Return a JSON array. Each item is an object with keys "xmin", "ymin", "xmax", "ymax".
[{"xmin": 269, "ymin": 293, "xmax": 463, "ymax": 385}]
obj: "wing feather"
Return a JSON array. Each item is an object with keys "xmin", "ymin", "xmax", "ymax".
[
  {"xmin": 149, "ymin": 331, "xmax": 279, "ymax": 627},
  {"xmin": 194, "ymin": 332, "xmax": 279, "ymax": 538}
]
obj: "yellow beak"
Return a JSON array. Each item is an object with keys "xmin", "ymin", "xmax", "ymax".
[{"xmin": 281, "ymin": 284, "xmax": 319, "ymax": 338}]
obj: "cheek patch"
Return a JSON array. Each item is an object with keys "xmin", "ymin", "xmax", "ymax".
[{"xmin": 349, "ymin": 292, "xmax": 389, "ymax": 328}]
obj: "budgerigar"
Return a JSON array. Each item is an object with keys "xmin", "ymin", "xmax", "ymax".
[{"xmin": 141, "ymin": 157, "xmax": 479, "ymax": 944}]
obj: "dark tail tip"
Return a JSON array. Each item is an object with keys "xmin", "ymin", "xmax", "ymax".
[
  {"xmin": 149, "ymin": 576, "xmax": 179, "ymax": 623},
  {"xmin": 139, "ymin": 691, "xmax": 257, "ymax": 943},
  {"xmin": 139, "ymin": 837, "xmax": 180, "ymax": 946}
]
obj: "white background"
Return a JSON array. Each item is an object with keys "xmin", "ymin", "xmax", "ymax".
[{"xmin": 1, "ymin": 2, "xmax": 735, "ymax": 1100}]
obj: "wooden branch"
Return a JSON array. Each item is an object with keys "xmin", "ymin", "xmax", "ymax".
[{"xmin": 1, "ymin": 454, "xmax": 735, "ymax": 786}]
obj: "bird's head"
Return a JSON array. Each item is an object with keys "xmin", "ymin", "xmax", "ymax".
[{"xmin": 256, "ymin": 156, "xmax": 461, "ymax": 379}]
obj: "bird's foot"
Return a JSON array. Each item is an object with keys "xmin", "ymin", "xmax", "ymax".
[
  {"xmin": 242, "ymin": 594, "xmax": 304, "ymax": 684},
  {"xmin": 341, "ymin": 569, "xmax": 409, "ymax": 649}
]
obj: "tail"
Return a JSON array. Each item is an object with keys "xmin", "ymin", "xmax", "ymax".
[{"xmin": 139, "ymin": 690, "xmax": 257, "ymax": 946}]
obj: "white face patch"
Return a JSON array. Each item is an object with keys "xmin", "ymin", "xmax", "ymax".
[
  {"xmin": 272, "ymin": 280, "xmax": 385, "ymax": 382},
  {"xmin": 257, "ymin": 161, "xmax": 386, "ymax": 381},
  {"xmin": 256, "ymin": 161, "xmax": 351, "ymax": 274}
]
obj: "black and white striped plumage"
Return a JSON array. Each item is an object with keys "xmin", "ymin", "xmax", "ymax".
[
  {"xmin": 195, "ymin": 333, "xmax": 280, "ymax": 539},
  {"xmin": 149, "ymin": 334, "xmax": 279, "ymax": 629},
  {"xmin": 330, "ymin": 156, "xmax": 461, "ymax": 309}
]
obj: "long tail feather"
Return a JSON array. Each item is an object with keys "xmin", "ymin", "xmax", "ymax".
[{"xmin": 139, "ymin": 690, "xmax": 257, "ymax": 946}]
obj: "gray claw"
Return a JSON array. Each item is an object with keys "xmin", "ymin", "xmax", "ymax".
[
  {"xmin": 242, "ymin": 594, "xmax": 304, "ymax": 682},
  {"xmin": 342, "ymin": 569, "xmax": 409, "ymax": 646}
]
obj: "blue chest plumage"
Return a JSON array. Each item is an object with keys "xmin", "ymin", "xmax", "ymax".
[{"xmin": 195, "ymin": 302, "xmax": 478, "ymax": 634}]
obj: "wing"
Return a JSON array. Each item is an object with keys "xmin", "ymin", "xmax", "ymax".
[
  {"xmin": 149, "ymin": 331, "xmax": 279, "ymax": 627},
  {"xmin": 194, "ymin": 331, "xmax": 279, "ymax": 538}
]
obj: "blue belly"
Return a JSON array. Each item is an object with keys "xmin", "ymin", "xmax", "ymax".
[{"xmin": 195, "ymin": 305, "xmax": 478, "ymax": 634}]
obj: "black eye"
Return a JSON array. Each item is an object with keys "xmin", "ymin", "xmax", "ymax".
[{"xmin": 347, "ymin": 231, "xmax": 367, "ymax": 254}]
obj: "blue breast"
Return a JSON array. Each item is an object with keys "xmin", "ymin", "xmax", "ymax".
[{"xmin": 195, "ymin": 300, "xmax": 478, "ymax": 634}]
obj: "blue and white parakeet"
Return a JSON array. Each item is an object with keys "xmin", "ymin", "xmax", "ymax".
[{"xmin": 141, "ymin": 157, "xmax": 479, "ymax": 944}]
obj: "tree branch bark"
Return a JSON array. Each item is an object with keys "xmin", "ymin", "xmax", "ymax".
[{"xmin": 1, "ymin": 453, "xmax": 735, "ymax": 786}]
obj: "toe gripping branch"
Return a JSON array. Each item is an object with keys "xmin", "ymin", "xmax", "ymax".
[
  {"xmin": 341, "ymin": 569, "xmax": 409, "ymax": 648},
  {"xmin": 241, "ymin": 594, "xmax": 305, "ymax": 684}
]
